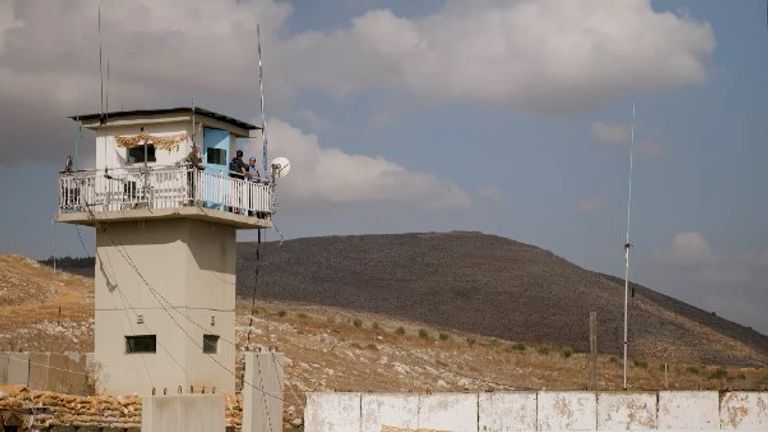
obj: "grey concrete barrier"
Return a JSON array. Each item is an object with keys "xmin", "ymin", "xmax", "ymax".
[
  {"xmin": 141, "ymin": 394, "xmax": 224, "ymax": 432},
  {"xmin": 305, "ymin": 390, "xmax": 768, "ymax": 432}
]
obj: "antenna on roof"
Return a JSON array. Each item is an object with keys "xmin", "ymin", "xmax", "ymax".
[
  {"xmin": 257, "ymin": 24, "xmax": 269, "ymax": 181},
  {"xmin": 98, "ymin": 0, "xmax": 104, "ymax": 123},
  {"xmin": 622, "ymin": 103, "xmax": 636, "ymax": 390},
  {"xmin": 105, "ymin": 58, "xmax": 110, "ymax": 123}
]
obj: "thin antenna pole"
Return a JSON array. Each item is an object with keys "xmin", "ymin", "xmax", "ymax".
[
  {"xmin": 257, "ymin": 24, "xmax": 269, "ymax": 180},
  {"xmin": 622, "ymin": 103, "xmax": 636, "ymax": 390},
  {"xmin": 105, "ymin": 58, "xmax": 110, "ymax": 121},
  {"xmin": 98, "ymin": 0, "xmax": 104, "ymax": 120},
  {"xmin": 191, "ymin": 97, "xmax": 196, "ymax": 146}
]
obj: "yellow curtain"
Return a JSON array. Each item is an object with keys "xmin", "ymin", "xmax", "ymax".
[{"xmin": 115, "ymin": 132, "xmax": 188, "ymax": 151}]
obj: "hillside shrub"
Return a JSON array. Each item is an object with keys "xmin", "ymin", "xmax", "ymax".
[
  {"xmin": 686, "ymin": 366, "xmax": 699, "ymax": 375},
  {"xmin": 438, "ymin": 332, "xmax": 450, "ymax": 341},
  {"xmin": 297, "ymin": 312, "xmax": 308, "ymax": 319},
  {"xmin": 350, "ymin": 342, "xmax": 362, "ymax": 350},
  {"xmin": 509, "ymin": 342, "xmax": 526, "ymax": 352},
  {"xmin": 633, "ymin": 359, "xmax": 648, "ymax": 369},
  {"xmin": 395, "ymin": 326, "xmax": 405, "ymax": 336},
  {"xmin": 418, "ymin": 329, "xmax": 429, "ymax": 339},
  {"xmin": 277, "ymin": 310, "xmax": 286, "ymax": 318},
  {"xmin": 366, "ymin": 343, "xmax": 379, "ymax": 351},
  {"xmin": 560, "ymin": 348, "xmax": 573, "ymax": 359},
  {"xmin": 708, "ymin": 368, "xmax": 728, "ymax": 380},
  {"xmin": 537, "ymin": 346, "xmax": 550, "ymax": 355},
  {"xmin": 353, "ymin": 318, "xmax": 362, "ymax": 328},
  {"xmin": 466, "ymin": 337, "xmax": 476, "ymax": 346},
  {"xmin": 609, "ymin": 356, "xmax": 619, "ymax": 364},
  {"xmin": 371, "ymin": 322, "xmax": 380, "ymax": 330},
  {"xmin": 736, "ymin": 372, "xmax": 746, "ymax": 380}
]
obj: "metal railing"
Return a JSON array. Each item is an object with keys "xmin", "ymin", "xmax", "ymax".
[{"xmin": 58, "ymin": 165, "xmax": 273, "ymax": 217}]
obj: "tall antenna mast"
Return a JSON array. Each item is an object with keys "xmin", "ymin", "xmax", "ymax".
[
  {"xmin": 257, "ymin": 24, "xmax": 269, "ymax": 180},
  {"xmin": 622, "ymin": 103, "xmax": 636, "ymax": 390},
  {"xmin": 98, "ymin": 0, "xmax": 104, "ymax": 121},
  {"xmin": 105, "ymin": 58, "xmax": 110, "ymax": 122}
]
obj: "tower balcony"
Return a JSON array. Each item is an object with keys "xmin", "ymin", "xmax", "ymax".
[{"xmin": 57, "ymin": 165, "xmax": 273, "ymax": 229}]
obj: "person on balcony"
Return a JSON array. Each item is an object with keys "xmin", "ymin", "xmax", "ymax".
[
  {"xmin": 229, "ymin": 150, "xmax": 248, "ymax": 180},
  {"xmin": 247, "ymin": 157, "xmax": 261, "ymax": 182},
  {"xmin": 228, "ymin": 150, "xmax": 249, "ymax": 214},
  {"xmin": 185, "ymin": 145, "xmax": 203, "ymax": 170},
  {"xmin": 184, "ymin": 145, "xmax": 204, "ymax": 205}
]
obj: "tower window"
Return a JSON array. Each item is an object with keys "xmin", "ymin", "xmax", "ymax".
[
  {"xmin": 206, "ymin": 148, "xmax": 226, "ymax": 165},
  {"xmin": 203, "ymin": 334, "xmax": 219, "ymax": 354},
  {"xmin": 126, "ymin": 335, "xmax": 156, "ymax": 353},
  {"xmin": 128, "ymin": 144, "xmax": 156, "ymax": 164}
]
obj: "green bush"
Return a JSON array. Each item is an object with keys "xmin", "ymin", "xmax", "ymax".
[
  {"xmin": 686, "ymin": 366, "xmax": 700, "ymax": 375},
  {"xmin": 395, "ymin": 326, "xmax": 406, "ymax": 336},
  {"xmin": 708, "ymin": 368, "xmax": 728, "ymax": 380},
  {"xmin": 736, "ymin": 373, "xmax": 746, "ymax": 380},
  {"xmin": 609, "ymin": 356, "xmax": 619, "ymax": 364},
  {"xmin": 297, "ymin": 312, "xmax": 308, "ymax": 319},
  {"xmin": 633, "ymin": 359, "xmax": 648, "ymax": 369},
  {"xmin": 438, "ymin": 332, "xmax": 451, "ymax": 341},
  {"xmin": 466, "ymin": 337, "xmax": 476, "ymax": 346},
  {"xmin": 488, "ymin": 338, "xmax": 500, "ymax": 348},
  {"xmin": 508, "ymin": 342, "xmax": 526, "ymax": 352},
  {"xmin": 560, "ymin": 348, "xmax": 573, "ymax": 359},
  {"xmin": 418, "ymin": 329, "xmax": 429, "ymax": 339},
  {"xmin": 352, "ymin": 318, "xmax": 362, "ymax": 328},
  {"xmin": 277, "ymin": 310, "xmax": 286, "ymax": 318},
  {"xmin": 371, "ymin": 322, "xmax": 380, "ymax": 330},
  {"xmin": 537, "ymin": 346, "xmax": 550, "ymax": 355}
]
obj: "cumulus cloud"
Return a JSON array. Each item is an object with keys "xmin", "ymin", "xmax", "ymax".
[
  {"xmin": 576, "ymin": 195, "xmax": 603, "ymax": 214},
  {"xmin": 243, "ymin": 119, "xmax": 470, "ymax": 209},
  {"xmin": 655, "ymin": 231, "xmax": 714, "ymax": 266},
  {"xmin": 278, "ymin": 0, "xmax": 714, "ymax": 110},
  {"xmin": 590, "ymin": 121, "xmax": 665, "ymax": 157},
  {"xmin": 0, "ymin": 0, "xmax": 712, "ymax": 165}
]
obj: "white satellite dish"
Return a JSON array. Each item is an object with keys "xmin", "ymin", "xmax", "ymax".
[{"xmin": 270, "ymin": 156, "xmax": 291, "ymax": 178}]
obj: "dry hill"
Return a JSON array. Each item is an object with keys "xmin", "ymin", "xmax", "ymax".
[
  {"xmin": 236, "ymin": 231, "xmax": 768, "ymax": 367},
  {"xmin": 2, "ymin": 252, "xmax": 768, "ymax": 429}
]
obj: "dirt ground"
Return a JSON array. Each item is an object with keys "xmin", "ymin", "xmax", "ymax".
[{"xmin": 2, "ymin": 254, "xmax": 768, "ymax": 429}]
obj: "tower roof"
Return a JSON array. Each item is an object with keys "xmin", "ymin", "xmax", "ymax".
[{"xmin": 70, "ymin": 107, "xmax": 260, "ymax": 133}]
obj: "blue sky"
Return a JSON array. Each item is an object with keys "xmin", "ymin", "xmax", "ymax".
[{"xmin": 1, "ymin": 0, "xmax": 766, "ymax": 332}]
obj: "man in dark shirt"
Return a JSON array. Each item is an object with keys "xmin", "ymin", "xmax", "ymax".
[
  {"xmin": 228, "ymin": 149, "xmax": 248, "ymax": 213},
  {"xmin": 229, "ymin": 150, "xmax": 248, "ymax": 179}
]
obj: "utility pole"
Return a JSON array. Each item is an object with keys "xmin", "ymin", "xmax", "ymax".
[{"xmin": 589, "ymin": 311, "xmax": 597, "ymax": 390}]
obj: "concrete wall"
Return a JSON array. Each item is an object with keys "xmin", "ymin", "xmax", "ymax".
[
  {"xmin": 94, "ymin": 218, "xmax": 236, "ymax": 395},
  {"xmin": 305, "ymin": 391, "xmax": 768, "ymax": 432},
  {"xmin": 0, "ymin": 352, "xmax": 90, "ymax": 394},
  {"xmin": 242, "ymin": 351, "xmax": 284, "ymax": 432},
  {"xmin": 141, "ymin": 394, "xmax": 224, "ymax": 432}
]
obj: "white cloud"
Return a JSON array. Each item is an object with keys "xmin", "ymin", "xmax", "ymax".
[
  {"xmin": 0, "ymin": 0, "xmax": 713, "ymax": 165},
  {"xmin": 279, "ymin": 0, "xmax": 714, "ymax": 110},
  {"xmin": 576, "ymin": 195, "xmax": 603, "ymax": 214},
  {"xmin": 656, "ymin": 231, "xmax": 714, "ymax": 266},
  {"xmin": 245, "ymin": 119, "xmax": 471, "ymax": 209},
  {"xmin": 591, "ymin": 121, "xmax": 665, "ymax": 157}
]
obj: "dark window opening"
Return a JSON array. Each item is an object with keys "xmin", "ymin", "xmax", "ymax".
[
  {"xmin": 203, "ymin": 334, "xmax": 219, "ymax": 354},
  {"xmin": 206, "ymin": 148, "xmax": 227, "ymax": 165},
  {"xmin": 126, "ymin": 335, "xmax": 156, "ymax": 353},
  {"xmin": 128, "ymin": 144, "xmax": 156, "ymax": 164}
]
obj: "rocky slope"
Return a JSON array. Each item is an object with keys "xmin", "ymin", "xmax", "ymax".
[{"xmin": 236, "ymin": 232, "xmax": 768, "ymax": 367}]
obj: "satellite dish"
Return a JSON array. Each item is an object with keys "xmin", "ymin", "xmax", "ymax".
[{"xmin": 270, "ymin": 156, "xmax": 291, "ymax": 178}]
